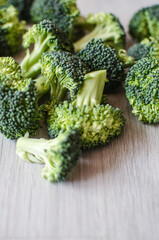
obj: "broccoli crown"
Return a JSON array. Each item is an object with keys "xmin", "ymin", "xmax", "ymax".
[
  {"xmin": 0, "ymin": 5, "xmax": 26, "ymax": 56},
  {"xmin": 77, "ymin": 39, "xmax": 125, "ymax": 92},
  {"xmin": 41, "ymin": 51, "xmax": 88, "ymax": 100},
  {"xmin": 125, "ymin": 57, "xmax": 159, "ymax": 124},
  {"xmin": 128, "ymin": 37, "xmax": 159, "ymax": 61},
  {"xmin": 74, "ymin": 12, "xmax": 125, "ymax": 51},
  {"xmin": 0, "ymin": 57, "xmax": 44, "ymax": 139},
  {"xmin": 21, "ymin": 19, "xmax": 74, "ymax": 79},
  {"xmin": 129, "ymin": 5, "xmax": 159, "ymax": 41},
  {"xmin": 7, "ymin": 0, "xmax": 34, "ymax": 20},
  {"xmin": 16, "ymin": 129, "xmax": 81, "ymax": 182},
  {"xmin": 46, "ymin": 101, "xmax": 125, "ymax": 149},
  {"xmin": 30, "ymin": 0, "xmax": 80, "ymax": 34}
]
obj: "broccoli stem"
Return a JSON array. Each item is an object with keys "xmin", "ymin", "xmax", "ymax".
[
  {"xmin": 34, "ymin": 76, "xmax": 50, "ymax": 99},
  {"xmin": 73, "ymin": 70, "xmax": 107, "ymax": 108},
  {"xmin": 21, "ymin": 35, "xmax": 52, "ymax": 78},
  {"xmin": 74, "ymin": 26, "xmax": 117, "ymax": 51},
  {"xmin": 16, "ymin": 137, "xmax": 49, "ymax": 164}
]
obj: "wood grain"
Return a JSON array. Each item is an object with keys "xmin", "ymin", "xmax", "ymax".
[{"xmin": 0, "ymin": 0, "xmax": 159, "ymax": 239}]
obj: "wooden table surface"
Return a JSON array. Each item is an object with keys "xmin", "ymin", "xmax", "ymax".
[{"xmin": 0, "ymin": 0, "xmax": 159, "ymax": 239}]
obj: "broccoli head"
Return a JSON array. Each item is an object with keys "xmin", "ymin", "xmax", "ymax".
[
  {"xmin": 16, "ymin": 129, "xmax": 81, "ymax": 182},
  {"xmin": 7, "ymin": 0, "xmax": 34, "ymax": 20},
  {"xmin": 0, "ymin": 5, "xmax": 26, "ymax": 56},
  {"xmin": 77, "ymin": 39, "xmax": 125, "ymax": 92},
  {"xmin": 128, "ymin": 37, "xmax": 159, "ymax": 61},
  {"xmin": 129, "ymin": 5, "xmax": 159, "ymax": 41},
  {"xmin": 46, "ymin": 70, "xmax": 125, "ymax": 149},
  {"xmin": 125, "ymin": 57, "xmax": 159, "ymax": 124},
  {"xmin": 74, "ymin": 12, "xmax": 125, "ymax": 51},
  {"xmin": 21, "ymin": 20, "xmax": 74, "ymax": 79},
  {"xmin": 0, "ymin": 57, "xmax": 52, "ymax": 139},
  {"xmin": 41, "ymin": 50, "xmax": 88, "ymax": 101},
  {"xmin": 30, "ymin": 0, "xmax": 80, "ymax": 34}
]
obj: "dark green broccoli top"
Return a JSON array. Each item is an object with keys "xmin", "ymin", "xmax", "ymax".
[
  {"xmin": 41, "ymin": 51, "xmax": 88, "ymax": 99},
  {"xmin": 77, "ymin": 39, "xmax": 125, "ymax": 92},
  {"xmin": 125, "ymin": 57, "xmax": 159, "ymax": 124},
  {"xmin": 30, "ymin": 0, "xmax": 80, "ymax": 34},
  {"xmin": 129, "ymin": 4, "xmax": 159, "ymax": 41},
  {"xmin": 0, "ymin": 57, "xmax": 43, "ymax": 139},
  {"xmin": 128, "ymin": 37, "xmax": 159, "ymax": 61}
]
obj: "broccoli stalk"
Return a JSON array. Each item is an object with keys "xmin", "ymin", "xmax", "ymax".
[
  {"xmin": 16, "ymin": 129, "xmax": 81, "ymax": 182},
  {"xmin": 73, "ymin": 70, "xmax": 108, "ymax": 108},
  {"xmin": 20, "ymin": 20, "xmax": 74, "ymax": 79},
  {"xmin": 74, "ymin": 12, "xmax": 125, "ymax": 51}
]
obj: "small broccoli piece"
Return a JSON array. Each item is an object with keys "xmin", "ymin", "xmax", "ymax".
[
  {"xmin": 16, "ymin": 129, "xmax": 81, "ymax": 182},
  {"xmin": 77, "ymin": 39, "xmax": 125, "ymax": 92},
  {"xmin": 41, "ymin": 51, "xmax": 88, "ymax": 101},
  {"xmin": 128, "ymin": 37, "xmax": 159, "ymax": 61},
  {"xmin": 7, "ymin": 0, "xmax": 34, "ymax": 20},
  {"xmin": 0, "ymin": 5, "xmax": 26, "ymax": 56},
  {"xmin": 0, "ymin": 57, "xmax": 52, "ymax": 139},
  {"xmin": 47, "ymin": 70, "xmax": 125, "ymax": 149},
  {"xmin": 74, "ymin": 12, "xmax": 125, "ymax": 51},
  {"xmin": 117, "ymin": 49, "xmax": 135, "ymax": 68},
  {"xmin": 125, "ymin": 57, "xmax": 159, "ymax": 124},
  {"xmin": 20, "ymin": 20, "xmax": 74, "ymax": 79},
  {"xmin": 129, "ymin": 5, "xmax": 159, "ymax": 41},
  {"xmin": 30, "ymin": 0, "xmax": 80, "ymax": 34}
]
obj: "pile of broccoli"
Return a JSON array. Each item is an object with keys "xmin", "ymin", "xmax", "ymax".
[{"xmin": 0, "ymin": 1, "xmax": 158, "ymax": 183}]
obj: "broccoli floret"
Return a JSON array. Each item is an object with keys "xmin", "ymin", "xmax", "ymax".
[
  {"xmin": 0, "ymin": 57, "xmax": 52, "ymax": 139},
  {"xmin": 117, "ymin": 49, "xmax": 135, "ymax": 68},
  {"xmin": 129, "ymin": 5, "xmax": 159, "ymax": 41},
  {"xmin": 74, "ymin": 12, "xmax": 125, "ymax": 51},
  {"xmin": 77, "ymin": 39, "xmax": 125, "ymax": 92},
  {"xmin": 125, "ymin": 57, "xmax": 159, "ymax": 124},
  {"xmin": 41, "ymin": 51, "xmax": 88, "ymax": 101},
  {"xmin": 0, "ymin": 5, "xmax": 26, "ymax": 56},
  {"xmin": 128, "ymin": 37, "xmax": 159, "ymax": 61},
  {"xmin": 16, "ymin": 129, "xmax": 81, "ymax": 182},
  {"xmin": 30, "ymin": 0, "xmax": 80, "ymax": 34},
  {"xmin": 7, "ymin": 0, "xmax": 34, "ymax": 20},
  {"xmin": 47, "ymin": 70, "xmax": 125, "ymax": 149},
  {"xmin": 20, "ymin": 20, "xmax": 74, "ymax": 79}
]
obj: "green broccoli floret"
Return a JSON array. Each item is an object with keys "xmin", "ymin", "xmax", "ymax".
[
  {"xmin": 41, "ymin": 50, "xmax": 88, "ymax": 101},
  {"xmin": 30, "ymin": 0, "xmax": 80, "ymax": 34},
  {"xmin": 7, "ymin": 0, "xmax": 34, "ymax": 20},
  {"xmin": 16, "ymin": 129, "xmax": 81, "ymax": 182},
  {"xmin": 0, "ymin": 5, "xmax": 26, "ymax": 56},
  {"xmin": 125, "ymin": 57, "xmax": 159, "ymax": 124},
  {"xmin": 128, "ymin": 37, "xmax": 159, "ymax": 61},
  {"xmin": 20, "ymin": 20, "xmax": 74, "ymax": 79},
  {"xmin": 77, "ymin": 39, "xmax": 125, "ymax": 92},
  {"xmin": 47, "ymin": 70, "xmax": 125, "ymax": 149},
  {"xmin": 129, "ymin": 5, "xmax": 159, "ymax": 41},
  {"xmin": 74, "ymin": 12, "xmax": 125, "ymax": 51},
  {"xmin": 0, "ymin": 57, "xmax": 52, "ymax": 139}
]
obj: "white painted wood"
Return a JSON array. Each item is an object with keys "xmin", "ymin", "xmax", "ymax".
[{"xmin": 0, "ymin": 0, "xmax": 159, "ymax": 239}]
